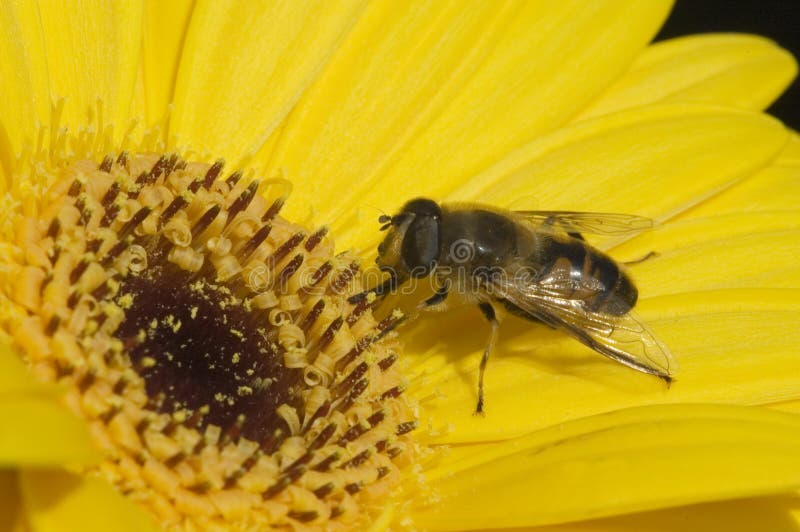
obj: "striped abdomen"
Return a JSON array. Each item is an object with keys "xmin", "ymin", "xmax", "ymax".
[{"xmin": 535, "ymin": 236, "xmax": 637, "ymax": 316}]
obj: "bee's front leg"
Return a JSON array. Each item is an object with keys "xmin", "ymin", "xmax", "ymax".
[
  {"xmin": 401, "ymin": 279, "xmax": 450, "ymax": 325},
  {"xmin": 347, "ymin": 269, "xmax": 403, "ymax": 304},
  {"xmin": 417, "ymin": 278, "xmax": 450, "ymax": 311}
]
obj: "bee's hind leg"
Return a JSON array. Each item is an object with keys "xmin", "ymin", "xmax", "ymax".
[
  {"xmin": 623, "ymin": 251, "xmax": 659, "ymax": 266},
  {"xmin": 475, "ymin": 302, "xmax": 501, "ymax": 416}
]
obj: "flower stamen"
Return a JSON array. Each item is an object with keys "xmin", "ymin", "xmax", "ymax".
[{"xmin": 0, "ymin": 152, "xmax": 416, "ymax": 528}]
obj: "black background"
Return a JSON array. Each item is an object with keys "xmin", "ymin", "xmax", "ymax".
[{"xmin": 656, "ymin": 0, "xmax": 800, "ymax": 129}]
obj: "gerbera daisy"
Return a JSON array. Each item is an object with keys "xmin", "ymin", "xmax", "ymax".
[{"xmin": 1, "ymin": 1, "xmax": 799, "ymax": 530}]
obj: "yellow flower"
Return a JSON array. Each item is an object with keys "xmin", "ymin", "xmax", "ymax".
[{"xmin": 1, "ymin": 1, "xmax": 800, "ymax": 530}]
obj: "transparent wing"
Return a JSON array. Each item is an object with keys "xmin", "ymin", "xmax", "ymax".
[
  {"xmin": 514, "ymin": 210, "xmax": 653, "ymax": 236},
  {"xmin": 490, "ymin": 272, "xmax": 676, "ymax": 380}
]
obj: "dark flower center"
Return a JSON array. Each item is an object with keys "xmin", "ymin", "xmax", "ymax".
[{"xmin": 114, "ymin": 246, "xmax": 297, "ymax": 441}]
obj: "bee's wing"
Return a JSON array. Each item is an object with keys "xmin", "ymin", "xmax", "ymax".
[
  {"xmin": 490, "ymin": 273, "xmax": 676, "ymax": 380},
  {"xmin": 513, "ymin": 211, "xmax": 653, "ymax": 236}
]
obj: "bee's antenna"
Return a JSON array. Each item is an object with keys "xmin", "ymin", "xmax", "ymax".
[
  {"xmin": 361, "ymin": 203, "xmax": 395, "ymax": 230},
  {"xmin": 362, "ymin": 203, "xmax": 388, "ymax": 218}
]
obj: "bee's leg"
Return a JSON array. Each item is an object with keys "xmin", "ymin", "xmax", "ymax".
[
  {"xmin": 417, "ymin": 279, "xmax": 450, "ymax": 311},
  {"xmin": 623, "ymin": 251, "xmax": 659, "ymax": 266},
  {"xmin": 403, "ymin": 280, "xmax": 450, "ymax": 324},
  {"xmin": 347, "ymin": 270, "xmax": 401, "ymax": 304},
  {"xmin": 475, "ymin": 302, "xmax": 500, "ymax": 416}
]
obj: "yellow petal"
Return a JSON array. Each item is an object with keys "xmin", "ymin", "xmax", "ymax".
[
  {"xmin": 412, "ymin": 404, "xmax": 800, "ymax": 529},
  {"xmin": 781, "ymin": 132, "xmax": 800, "ymax": 161},
  {"xmin": 532, "ymin": 495, "xmax": 800, "ymax": 532},
  {"xmin": 0, "ymin": 395, "xmax": 97, "ymax": 466},
  {"xmin": 0, "ymin": 1, "xmax": 51, "ymax": 162},
  {"xmin": 0, "ymin": 130, "xmax": 10, "ymax": 193},
  {"xmin": 680, "ymin": 133, "xmax": 800, "ymax": 219},
  {"xmin": 773, "ymin": 401, "xmax": 800, "ymax": 415},
  {"xmin": 428, "ymin": 493, "xmax": 800, "ymax": 532},
  {"xmin": 346, "ymin": 104, "xmax": 787, "ymax": 255},
  {"xmin": 407, "ymin": 288, "xmax": 800, "ymax": 443},
  {"xmin": 450, "ymin": 104, "xmax": 786, "ymax": 217},
  {"xmin": 0, "ymin": 471, "xmax": 25, "ymax": 532},
  {"xmin": 37, "ymin": 0, "xmax": 142, "ymax": 140},
  {"xmin": 20, "ymin": 470, "xmax": 158, "ymax": 532},
  {"xmin": 169, "ymin": 0, "xmax": 365, "ymax": 166},
  {"xmin": 615, "ymin": 214, "xmax": 800, "ymax": 297},
  {"xmin": 313, "ymin": 104, "xmax": 777, "ymax": 270},
  {"xmin": 268, "ymin": 1, "xmax": 672, "ymax": 239},
  {"xmin": 142, "ymin": 0, "xmax": 194, "ymax": 126},
  {"xmin": 425, "ymin": 403, "xmax": 800, "ymax": 482},
  {"xmin": 575, "ymin": 34, "xmax": 798, "ymax": 121},
  {"xmin": 0, "ymin": 340, "xmax": 46, "ymax": 395}
]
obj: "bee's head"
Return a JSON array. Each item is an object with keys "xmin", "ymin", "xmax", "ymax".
[{"xmin": 377, "ymin": 198, "xmax": 441, "ymax": 279}]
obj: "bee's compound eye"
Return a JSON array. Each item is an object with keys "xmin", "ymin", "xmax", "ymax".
[{"xmin": 401, "ymin": 215, "xmax": 440, "ymax": 277}]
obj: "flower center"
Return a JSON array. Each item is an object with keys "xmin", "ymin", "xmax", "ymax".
[
  {"xmin": 0, "ymin": 152, "xmax": 415, "ymax": 528},
  {"xmin": 113, "ymin": 241, "xmax": 298, "ymax": 442}
]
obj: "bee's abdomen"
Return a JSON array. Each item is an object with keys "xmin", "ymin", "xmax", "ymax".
[{"xmin": 539, "ymin": 238, "xmax": 637, "ymax": 316}]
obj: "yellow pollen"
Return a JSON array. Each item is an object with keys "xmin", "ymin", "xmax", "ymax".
[{"xmin": 117, "ymin": 293, "xmax": 134, "ymax": 309}]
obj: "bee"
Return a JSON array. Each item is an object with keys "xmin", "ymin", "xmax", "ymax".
[{"xmin": 351, "ymin": 198, "xmax": 675, "ymax": 415}]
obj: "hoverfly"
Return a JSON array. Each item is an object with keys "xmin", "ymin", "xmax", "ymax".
[{"xmin": 351, "ymin": 198, "xmax": 675, "ymax": 414}]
